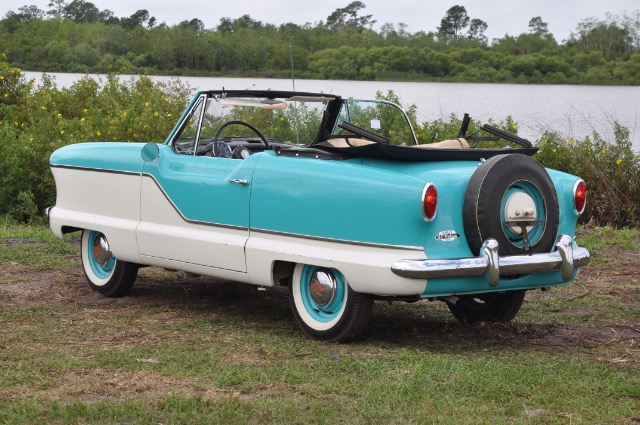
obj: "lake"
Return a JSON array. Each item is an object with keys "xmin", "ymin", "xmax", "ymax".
[{"xmin": 24, "ymin": 72, "xmax": 640, "ymax": 148}]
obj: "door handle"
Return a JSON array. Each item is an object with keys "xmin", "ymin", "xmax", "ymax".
[{"xmin": 228, "ymin": 179, "xmax": 249, "ymax": 185}]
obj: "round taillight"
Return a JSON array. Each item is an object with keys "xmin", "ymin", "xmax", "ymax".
[
  {"xmin": 422, "ymin": 183, "xmax": 438, "ymax": 221},
  {"xmin": 574, "ymin": 179, "xmax": 587, "ymax": 214}
]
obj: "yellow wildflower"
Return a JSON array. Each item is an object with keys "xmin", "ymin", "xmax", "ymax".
[
  {"xmin": 154, "ymin": 112, "xmax": 159, "ymax": 117},
  {"xmin": 616, "ymin": 159, "xmax": 622, "ymax": 165},
  {"xmin": 569, "ymin": 139, "xmax": 575, "ymax": 145},
  {"xmin": 511, "ymin": 123, "xmax": 517, "ymax": 129},
  {"xmin": 60, "ymin": 130, "xmax": 64, "ymax": 135},
  {"xmin": 80, "ymin": 117, "xmax": 85, "ymax": 121},
  {"xmin": 601, "ymin": 149, "xmax": 606, "ymax": 154},
  {"xmin": 96, "ymin": 131, "xmax": 101, "ymax": 136}
]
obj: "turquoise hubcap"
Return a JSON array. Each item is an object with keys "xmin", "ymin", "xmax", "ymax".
[
  {"xmin": 500, "ymin": 181, "xmax": 546, "ymax": 248},
  {"xmin": 87, "ymin": 231, "xmax": 115, "ymax": 279},
  {"xmin": 300, "ymin": 266, "xmax": 346, "ymax": 322}
]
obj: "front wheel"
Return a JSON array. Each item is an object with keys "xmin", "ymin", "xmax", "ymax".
[
  {"xmin": 447, "ymin": 290, "xmax": 526, "ymax": 324},
  {"xmin": 81, "ymin": 230, "xmax": 138, "ymax": 297},
  {"xmin": 289, "ymin": 264, "xmax": 373, "ymax": 342}
]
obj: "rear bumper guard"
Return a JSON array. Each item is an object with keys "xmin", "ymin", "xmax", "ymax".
[{"xmin": 391, "ymin": 235, "xmax": 590, "ymax": 287}]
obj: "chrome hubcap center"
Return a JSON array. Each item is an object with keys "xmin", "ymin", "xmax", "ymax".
[
  {"xmin": 92, "ymin": 235, "xmax": 112, "ymax": 266},
  {"xmin": 504, "ymin": 192, "xmax": 537, "ymax": 234},
  {"xmin": 309, "ymin": 270, "xmax": 337, "ymax": 306}
]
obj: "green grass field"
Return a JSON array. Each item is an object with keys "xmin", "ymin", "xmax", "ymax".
[{"xmin": 1, "ymin": 224, "xmax": 639, "ymax": 424}]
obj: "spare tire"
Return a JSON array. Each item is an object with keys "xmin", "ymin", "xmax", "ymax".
[{"xmin": 463, "ymin": 154, "xmax": 559, "ymax": 256}]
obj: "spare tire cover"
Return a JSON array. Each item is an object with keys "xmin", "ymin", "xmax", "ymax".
[{"xmin": 463, "ymin": 154, "xmax": 559, "ymax": 256}]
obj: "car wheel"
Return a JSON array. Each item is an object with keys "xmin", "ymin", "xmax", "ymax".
[
  {"xmin": 289, "ymin": 264, "xmax": 374, "ymax": 342},
  {"xmin": 81, "ymin": 230, "xmax": 138, "ymax": 297},
  {"xmin": 463, "ymin": 154, "xmax": 559, "ymax": 256},
  {"xmin": 448, "ymin": 290, "xmax": 526, "ymax": 323}
]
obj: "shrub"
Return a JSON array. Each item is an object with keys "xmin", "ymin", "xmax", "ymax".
[
  {"xmin": 0, "ymin": 57, "xmax": 192, "ymax": 220},
  {"xmin": 535, "ymin": 123, "xmax": 640, "ymax": 226}
]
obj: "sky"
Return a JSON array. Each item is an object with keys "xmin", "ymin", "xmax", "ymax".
[{"xmin": 1, "ymin": 0, "xmax": 635, "ymax": 42}]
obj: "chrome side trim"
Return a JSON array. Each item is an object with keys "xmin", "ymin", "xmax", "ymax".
[
  {"xmin": 251, "ymin": 228, "xmax": 424, "ymax": 251},
  {"xmin": 391, "ymin": 234, "xmax": 590, "ymax": 285},
  {"xmin": 50, "ymin": 164, "xmax": 141, "ymax": 176}
]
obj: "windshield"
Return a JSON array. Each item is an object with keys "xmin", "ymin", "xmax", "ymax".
[
  {"xmin": 172, "ymin": 94, "xmax": 330, "ymax": 155},
  {"xmin": 333, "ymin": 99, "xmax": 417, "ymax": 145}
]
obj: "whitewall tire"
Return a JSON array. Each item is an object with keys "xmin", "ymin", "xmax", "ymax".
[
  {"xmin": 81, "ymin": 230, "xmax": 138, "ymax": 297},
  {"xmin": 289, "ymin": 264, "xmax": 373, "ymax": 342}
]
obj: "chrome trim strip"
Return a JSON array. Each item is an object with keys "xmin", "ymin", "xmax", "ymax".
[
  {"xmin": 391, "ymin": 234, "xmax": 590, "ymax": 284},
  {"xmin": 251, "ymin": 228, "xmax": 424, "ymax": 251},
  {"xmin": 50, "ymin": 164, "xmax": 141, "ymax": 176}
]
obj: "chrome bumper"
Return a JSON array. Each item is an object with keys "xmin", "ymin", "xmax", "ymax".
[{"xmin": 391, "ymin": 235, "xmax": 590, "ymax": 287}]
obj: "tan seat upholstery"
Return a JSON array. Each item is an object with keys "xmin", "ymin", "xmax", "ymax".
[
  {"xmin": 413, "ymin": 138, "xmax": 469, "ymax": 149},
  {"xmin": 326, "ymin": 137, "xmax": 469, "ymax": 149},
  {"xmin": 325, "ymin": 138, "xmax": 376, "ymax": 148}
]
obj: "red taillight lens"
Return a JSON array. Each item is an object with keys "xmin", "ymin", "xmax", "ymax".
[
  {"xmin": 574, "ymin": 180, "xmax": 587, "ymax": 214},
  {"xmin": 422, "ymin": 183, "xmax": 438, "ymax": 221}
]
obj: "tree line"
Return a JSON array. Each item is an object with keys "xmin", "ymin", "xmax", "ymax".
[{"xmin": 1, "ymin": 1, "xmax": 639, "ymax": 84}]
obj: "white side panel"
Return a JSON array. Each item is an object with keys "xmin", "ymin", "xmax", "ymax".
[
  {"xmin": 52, "ymin": 167, "xmax": 141, "ymax": 220},
  {"xmin": 49, "ymin": 168, "xmax": 141, "ymax": 263},
  {"xmin": 139, "ymin": 255, "xmax": 252, "ymax": 284},
  {"xmin": 245, "ymin": 232, "xmax": 427, "ymax": 296},
  {"xmin": 137, "ymin": 177, "xmax": 248, "ymax": 272}
]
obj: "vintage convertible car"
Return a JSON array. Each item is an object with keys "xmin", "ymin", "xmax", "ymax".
[{"xmin": 47, "ymin": 90, "xmax": 590, "ymax": 342}]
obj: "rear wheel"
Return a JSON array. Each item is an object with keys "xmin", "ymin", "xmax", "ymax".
[
  {"xmin": 448, "ymin": 291, "xmax": 526, "ymax": 324},
  {"xmin": 289, "ymin": 264, "xmax": 373, "ymax": 342},
  {"xmin": 81, "ymin": 230, "xmax": 138, "ymax": 297}
]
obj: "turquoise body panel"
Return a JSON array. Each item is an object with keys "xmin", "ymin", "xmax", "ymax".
[
  {"xmin": 142, "ymin": 144, "xmax": 259, "ymax": 227},
  {"xmin": 50, "ymin": 142, "xmax": 147, "ymax": 174},
  {"xmin": 249, "ymin": 152, "xmax": 429, "ymax": 246}
]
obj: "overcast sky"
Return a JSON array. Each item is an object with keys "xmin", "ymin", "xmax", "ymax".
[{"xmin": 1, "ymin": 0, "xmax": 636, "ymax": 42}]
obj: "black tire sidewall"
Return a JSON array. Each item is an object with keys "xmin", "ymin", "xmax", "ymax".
[{"xmin": 463, "ymin": 154, "xmax": 559, "ymax": 256}]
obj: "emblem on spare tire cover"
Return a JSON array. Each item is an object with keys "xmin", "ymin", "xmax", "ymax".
[{"xmin": 436, "ymin": 230, "xmax": 460, "ymax": 241}]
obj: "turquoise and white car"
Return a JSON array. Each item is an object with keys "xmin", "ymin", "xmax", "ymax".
[{"xmin": 47, "ymin": 90, "xmax": 590, "ymax": 342}]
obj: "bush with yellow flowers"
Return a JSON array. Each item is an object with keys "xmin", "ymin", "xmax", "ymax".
[{"xmin": 0, "ymin": 57, "xmax": 191, "ymax": 222}]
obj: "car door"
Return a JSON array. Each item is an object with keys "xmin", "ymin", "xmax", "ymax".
[{"xmin": 136, "ymin": 94, "xmax": 256, "ymax": 272}]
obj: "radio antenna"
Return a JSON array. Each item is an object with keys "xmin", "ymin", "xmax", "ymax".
[{"xmin": 290, "ymin": 45, "xmax": 296, "ymax": 92}]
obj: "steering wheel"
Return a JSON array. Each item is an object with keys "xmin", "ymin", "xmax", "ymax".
[{"xmin": 212, "ymin": 120, "xmax": 269, "ymax": 157}]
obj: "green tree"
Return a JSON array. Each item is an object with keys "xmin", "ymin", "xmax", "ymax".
[
  {"xmin": 326, "ymin": 1, "xmax": 376, "ymax": 31},
  {"xmin": 3, "ymin": 5, "xmax": 45, "ymax": 22},
  {"xmin": 438, "ymin": 5, "xmax": 470, "ymax": 39},
  {"xmin": 569, "ymin": 17, "xmax": 633, "ymax": 60},
  {"xmin": 467, "ymin": 18, "xmax": 488, "ymax": 43},
  {"xmin": 528, "ymin": 16, "xmax": 549, "ymax": 36},
  {"xmin": 62, "ymin": 0, "xmax": 102, "ymax": 23}
]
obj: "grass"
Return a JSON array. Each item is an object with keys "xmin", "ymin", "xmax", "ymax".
[{"xmin": 0, "ymin": 225, "xmax": 639, "ymax": 424}]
